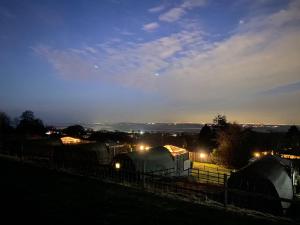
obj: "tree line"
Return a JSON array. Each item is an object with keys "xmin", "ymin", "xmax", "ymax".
[
  {"xmin": 1, "ymin": 110, "xmax": 300, "ymax": 169},
  {"xmin": 198, "ymin": 114, "xmax": 300, "ymax": 169}
]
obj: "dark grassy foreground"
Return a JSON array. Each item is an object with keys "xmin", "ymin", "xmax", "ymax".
[{"xmin": 0, "ymin": 158, "xmax": 296, "ymax": 225}]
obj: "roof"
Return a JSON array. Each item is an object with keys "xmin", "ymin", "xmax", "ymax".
[
  {"xmin": 114, "ymin": 146, "xmax": 174, "ymax": 173},
  {"xmin": 229, "ymin": 155, "xmax": 293, "ymax": 209}
]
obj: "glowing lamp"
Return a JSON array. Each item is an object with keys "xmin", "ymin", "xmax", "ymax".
[
  {"xmin": 115, "ymin": 162, "xmax": 121, "ymax": 169},
  {"xmin": 199, "ymin": 152, "xmax": 207, "ymax": 159},
  {"xmin": 254, "ymin": 152, "xmax": 260, "ymax": 158}
]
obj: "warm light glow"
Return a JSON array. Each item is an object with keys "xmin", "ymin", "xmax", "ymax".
[
  {"xmin": 164, "ymin": 145, "xmax": 187, "ymax": 156},
  {"xmin": 115, "ymin": 162, "xmax": 121, "ymax": 169},
  {"xmin": 61, "ymin": 136, "xmax": 81, "ymax": 144},
  {"xmin": 199, "ymin": 152, "xmax": 207, "ymax": 159},
  {"xmin": 138, "ymin": 144, "xmax": 150, "ymax": 151},
  {"xmin": 253, "ymin": 152, "xmax": 261, "ymax": 158},
  {"xmin": 281, "ymin": 154, "xmax": 300, "ymax": 159}
]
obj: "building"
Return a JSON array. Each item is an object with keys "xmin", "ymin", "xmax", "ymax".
[{"xmin": 112, "ymin": 145, "xmax": 191, "ymax": 176}]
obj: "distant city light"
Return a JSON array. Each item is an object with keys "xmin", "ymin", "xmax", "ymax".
[
  {"xmin": 115, "ymin": 162, "xmax": 121, "ymax": 169},
  {"xmin": 139, "ymin": 131, "xmax": 144, "ymax": 135}
]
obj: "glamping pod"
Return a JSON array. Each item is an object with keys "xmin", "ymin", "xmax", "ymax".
[
  {"xmin": 228, "ymin": 155, "xmax": 294, "ymax": 214},
  {"xmin": 112, "ymin": 145, "xmax": 190, "ymax": 176},
  {"xmin": 53, "ymin": 143, "xmax": 111, "ymax": 168}
]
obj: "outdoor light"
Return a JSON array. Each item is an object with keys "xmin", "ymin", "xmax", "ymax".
[
  {"xmin": 115, "ymin": 162, "xmax": 121, "ymax": 169},
  {"xmin": 254, "ymin": 152, "xmax": 260, "ymax": 158},
  {"xmin": 139, "ymin": 145, "xmax": 150, "ymax": 151},
  {"xmin": 199, "ymin": 152, "xmax": 207, "ymax": 159}
]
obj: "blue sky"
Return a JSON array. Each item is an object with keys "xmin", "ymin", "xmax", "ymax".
[{"xmin": 0, "ymin": 0, "xmax": 300, "ymax": 124}]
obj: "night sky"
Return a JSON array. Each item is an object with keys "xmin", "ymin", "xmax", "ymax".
[{"xmin": 0, "ymin": 0, "xmax": 300, "ymax": 124}]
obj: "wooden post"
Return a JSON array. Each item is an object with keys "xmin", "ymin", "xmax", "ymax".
[
  {"xmin": 224, "ymin": 174, "xmax": 228, "ymax": 207},
  {"xmin": 207, "ymin": 170, "xmax": 209, "ymax": 183}
]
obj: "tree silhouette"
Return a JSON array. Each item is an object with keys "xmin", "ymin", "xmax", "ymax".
[
  {"xmin": 213, "ymin": 114, "xmax": 228, "ymax": 130},
  {"xmin": 212, "ymin": 123, "xmax": 252, "ymax": 169},
  {"xmin": 0, "ymin": 111, "xmax": 12, "ymax": 141},
  {"xmin": 198, "ymin": 124, "xmax": 215, "ymax": 150},
  {"xmin": 63, "ymin": 125, "xmax": 85, "ymax": 137},
  {"xmin": 285, "ymin": 125, "xmax": 300, "ymax": 150},
  {"xmin": 16, "ymin": 110, "xmax": 45, "ymax": 136}
]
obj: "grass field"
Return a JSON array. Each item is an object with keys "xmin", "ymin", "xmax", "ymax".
[{"xmin": 0, "ymin": 158, "xmax": 295, "ymax": 225}]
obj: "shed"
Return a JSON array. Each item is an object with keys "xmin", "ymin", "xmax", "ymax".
[{"xmin": 228, "ymin": 155, "xmax": 293, "ymax": 214}]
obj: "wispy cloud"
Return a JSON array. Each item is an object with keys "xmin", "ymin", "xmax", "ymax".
[
  {"xmin": 148, "ymin": 5, "xmax": 165, "ymax": 13},
  {"xmin": 159, "ymin": 7, "xmax": 186, "ymax": 22},
  {"xmin": 142, "ymin": 22, "xmax": 160, "ymax": 32},
  {"xmin": 33, "ymin": 0, "xmax": 300, "ymax": 122},
  {"xmin": 159, "ymin": 0, "xmax": 206, "ymax": 22}
]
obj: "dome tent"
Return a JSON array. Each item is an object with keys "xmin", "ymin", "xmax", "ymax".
[
  {"xmin": 228, "ymin": 155, "xmax": 293, "ymax": 214},
  {"xmin": 112, "ymin": 146, "xmax": 175, "ymax": 174}
]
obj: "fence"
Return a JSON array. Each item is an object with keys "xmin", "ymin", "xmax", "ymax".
[
  {"xmin": 188, "ymin": 168, "xmax": 228, "ymax": 185},
  {"xmin": 1, "ymin": 150, "xmax": 300, "ymax": 219}
]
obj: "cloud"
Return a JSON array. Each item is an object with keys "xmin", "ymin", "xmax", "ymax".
[
  {"xmin": 159, "ymin": 7, "xmax": 186, "ymax": 22},
  {"xmin": 159, "ymin": 0, "xmax": 206, "ymax": 22},
  {"xmin": 148, "ymin": 5, "xmax": 165, "ymax": 13},
  {"xmin": 142, "ymin": 22, "xmax": 160, "ymax": 32},
  {"xmin": 34, "ymin": 0, "xmax": 300, "ymax": 123}
]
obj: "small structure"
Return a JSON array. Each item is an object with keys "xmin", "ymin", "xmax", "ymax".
[
  {"xmin": 60, "ymin": 136, "xmax": 93, "ymax": 145},
  {"xmin": 53, "ymin": 142, "xmax": 111, "ymax": 168},
  {"xmin": 228, "ymin": 155, "xmax": 294, "ymax": 214},
  {"xmin": 112, "ymin": 145, "xmax": 190, "ymax": 176}
]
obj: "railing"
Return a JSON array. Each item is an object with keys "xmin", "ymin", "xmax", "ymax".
[{"xmin": 188, "ymin": 168, "xmax": 228, "ymax": 185}]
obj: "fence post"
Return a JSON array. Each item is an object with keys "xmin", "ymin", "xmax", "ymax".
[
  {"xmin": 224, "ymin": 174, "xmax": 228, "ymax": 207},
  {"xmin": 207, "ymin": 170, "xmax": 209, "ymax": 183}
]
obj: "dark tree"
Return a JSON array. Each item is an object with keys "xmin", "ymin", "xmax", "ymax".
[
  {"xmin": 0, "ymin": 112, "xmax": 12, "ymax": 144},
  {"xmin": 63, "ymin": 125, "xmax": 85, "ymax": 137},
  {"xmin": 285, "ymin": 125, "xmax": 300, "ymax": 150},
  {"xmin": 212, "ymin": 123, "xmax": 252, "ymax": 169},
  {"xmin": 213, "ymin": 114, "xmax": 228, "ymax": 130},
  {"xmin": 198, "ymin": 124, "xmax": 215, "ymax": 150},
  {"xmin": 20, "ymin": 110, "xmax": 34, "ymax": 121},
  {"xmin": 287, "ymin": 125, "xmax": 299, "ymax": 137},
  {"xmin": 17, "ymin": 110, "xmax": 45, "ymax": 136}
]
